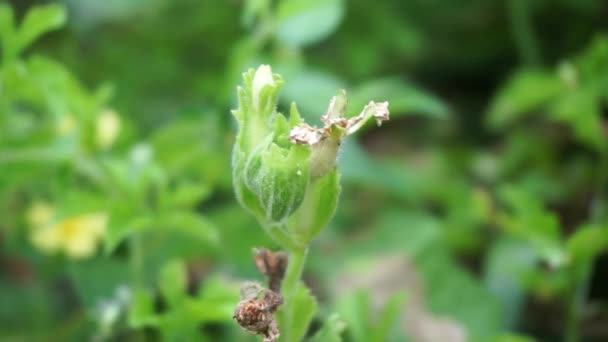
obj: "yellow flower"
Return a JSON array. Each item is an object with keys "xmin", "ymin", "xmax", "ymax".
[
  {"xmin": 27, "ymin": 203, "xmax": 108, "ymax": 259},
  {"xmin": 26, "ymin": 201, "xmax": 55, "ymax": 227},
  {"xmin": 96, "ymin": 109, "xmax": 121, "ymax": 149}
]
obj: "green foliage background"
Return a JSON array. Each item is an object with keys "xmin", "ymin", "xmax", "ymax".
[{"xmin": 1, "ymin": 0, "xmax": 607, "ymax": 341}]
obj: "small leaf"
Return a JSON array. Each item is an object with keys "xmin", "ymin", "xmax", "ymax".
[
  {"xmin": 163, "ymin": 181, "xmax": 212, "ymax": 210},
  {"xmin": 487, "ymin": 70, "xmax": 564, "ymax": 129},
  {"xmin": 18, "ymin": 4, "xmax": 67, "ymax": 52},
  {"xmin": 308, "ymin": 313, "xmax": 346, "ymax": 342},
  {"xmin": 275, "ymin": 0, "xmax": 344, "ymax": 47},
  {"xmin": 548, "ymin": 88, "xmax": 604, "ymax": 150},
  {"xmin": 336, "ymin": 290, "xmax": 371, "ymax": 341},
  {"xmin": 159, "ymin": 260, "xmax": 188, "ymax": 307},
  {"xmin": 566, "ymin": 224, "xmax": 608, "ymax": 264},
  {"xmin": 283, "ymin": 283, "xmax": 318, "ymax": 342},
  {"xmin": 370, "ymin": 291, "xmax": 406, "ymax": 342},
  {"xmin": 129, "ymin": 289, "xmax": 160, "ymax": 328}
]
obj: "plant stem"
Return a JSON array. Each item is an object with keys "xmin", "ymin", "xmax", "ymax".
[
  {"xmin": 508, "ymin": 0, "xmax": 541, "ymax": 66},
  {"xmin": 263, "ymin": 221, "xmax": 303, "ymax": 252},
  {"xmin": 280, "ymin": 246, "xmax": 309, "ymax": 342},
  {"xmin": 565, "ymin": 261, "xmax": 593, "ymax": 342}
]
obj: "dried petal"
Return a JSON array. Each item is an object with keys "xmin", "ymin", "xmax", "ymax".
[
  {"xmin": 289, "ymin": 123, "xmax": 325, "ymax": 145},
  {"xmin": 289, "ymin": 91, "xmax": 390, "ymax": 146}
]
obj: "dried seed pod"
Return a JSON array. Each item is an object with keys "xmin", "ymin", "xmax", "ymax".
[
  {"xmin": 253, "ymin": 248, "xmax": 288, "ymax": 292},
  {"xmin": 234, "ymin": 287, "xmax": 283, "ymax": 342}
]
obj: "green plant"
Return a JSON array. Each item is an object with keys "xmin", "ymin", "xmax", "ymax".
[{"xmin": 230, "ymin": 65, "xmax": 389, "ymax": 341}]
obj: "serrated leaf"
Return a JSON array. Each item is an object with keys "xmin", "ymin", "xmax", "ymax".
[
  {"xmin": 18, "ymin": 4, "xmax": 67, "ymax": 52},
  {"xmin": 283, "ymin": 283, "xmax": 318, "ymax": 342},
  {"xmin": 308, "ymin": 313, "xmax": 346, "ymax": 342},
  {"xmin": 276, "ymin": 0, "xmax": 344, "ymax": 47}
]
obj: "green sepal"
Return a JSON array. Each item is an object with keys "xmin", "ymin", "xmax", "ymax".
[
  {"xmin": 288, "ymin": 167, "xmax": 340, "ymax": 242},
  {"xmin": 244, "ymin": 139, "xmax": 311, "ymax": 223}
]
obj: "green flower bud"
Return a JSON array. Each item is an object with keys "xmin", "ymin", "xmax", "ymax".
[
  {"xmin": 232, "ymin": 66, "xmax": 310, "ymax": 224},
  {"xmin": 232, "ymin": 65, "xmax": 389, "ymax": 244}
]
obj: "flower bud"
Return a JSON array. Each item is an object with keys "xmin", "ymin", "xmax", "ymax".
[
  {"xmin": 232, "ymin": 65, "xmax": 389, "ymax": 242},
  {"xmin": 232, "ymin": 65, "xmax": 310, "ymax": 224}
]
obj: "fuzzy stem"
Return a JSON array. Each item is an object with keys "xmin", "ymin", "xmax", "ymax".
[
  {"xmin": 280, "ymin": 246, "xmax": 309, "ymax": 342},
  {"xmin": 262, "ymin": 221, "xmax": 304, "ymax": 252}
]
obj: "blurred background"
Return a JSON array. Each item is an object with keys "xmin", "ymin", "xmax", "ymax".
[{"xmin": 1, "ymin": 0, "xmax": 608, "ymax": 341}]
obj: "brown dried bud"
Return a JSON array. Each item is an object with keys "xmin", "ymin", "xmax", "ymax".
[
  {"xmin": 253, "ymin": 248, "xmax": 288, "ymax": 293},
  {"xmin": 234, "ymin": 287, "xmax": 283, "ymax": 342}
]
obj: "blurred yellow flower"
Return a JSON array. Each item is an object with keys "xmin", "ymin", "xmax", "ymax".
[
  {"xmin": 96, "ymin": 109, "xmax": 121, "ymax": 149},
  {"xmin": 27, "ymin": 203, "xmax": 108, "ymax": 259},
  {"xmin": 26, "ymin": 201, "xmax": 55, "ymax": 227}
]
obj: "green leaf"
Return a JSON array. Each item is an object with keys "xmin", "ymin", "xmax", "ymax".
[
  {"xmin": 129, "ymin": 288, "xmax": 160, "ymax": 328},
  {"xmin": 350, "ymin": 78, "xmax": 449, "ymax": 120},
  {"xmin": 308, "ymin": 313, "xmax": 346, "ymax": 342},
  {"xmin": 189, "ymin": 277, "xmax": 240, "ymax": 322},
  {"xmin": 105, "ymin": 212, "xmax": 218, "ymax": 254},
  {"xmin": 497, "ymin": 186, "xmax": 566, "ymax": 267},
  {"xmin": 566, "ymin": 224, "xmax": 608, "ymax": 264},
  {"xmin": 283, "ymin": 283, "xmax": 318, "ymax": 342},
  {"xmin": 162, "ymin": 181, "xmax": 212, "ymax": 210},
  {"xmin": 68, "ymin": 257, "xmax": 131, "ymax": 309},
  {"xmin": 18, "ymin": 4, "xmax": 67, "ymax": 52},
  {"xmin": 276, "ymin": 0, "xmax": 344, "ymax": 47},
  {"xmin": 0, "ymin": 4, "xmax": 16, "ymax": 61},
  {"xmin": 159, "ymin": 260, "xmax": 188, "ymax": 307},
  {"xmin": 487, "ymin": 70, "xmax": 564, "ymax": 129},
  {"xmin": 370, "ymin": 291, "xmax": 406, "ymax": 342},
  {"xmin": 548, "ymin": 87, "xmax": 604, "ymax": 150},
  {"xmin": 336, "ymin": 290, "xmax": 371, "ymax": 341}
]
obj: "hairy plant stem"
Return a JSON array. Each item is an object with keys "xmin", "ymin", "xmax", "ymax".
[
  {"xmin": 280, "ymin": 246, "xmax": 309, "ymax": 342},
  {"xmin": 262, "ymin": 221, "xmax": 304, "ymax": 252}
]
